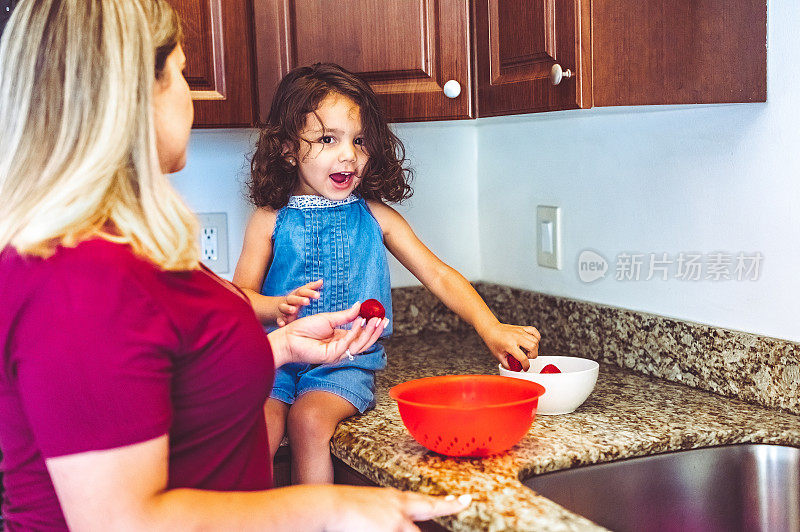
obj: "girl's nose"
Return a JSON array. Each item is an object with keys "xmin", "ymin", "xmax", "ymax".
[{"xmin": 339, "ymin": 142, "xmax": 357, "ymax": 162}]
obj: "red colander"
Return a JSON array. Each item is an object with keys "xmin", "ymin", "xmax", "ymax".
[{"xmin": 389, "ymin": 375, "xmax": 545, "ymax": 457}]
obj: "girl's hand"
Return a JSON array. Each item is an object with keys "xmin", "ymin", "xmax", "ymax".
[
  {"xmin": 326, "ymin": 486, "xmax": 471, "ymax": 532},
  {"xmin": 481, "ymin": 322, "xmax": 541, "ymax": 371},
  {"xmin": 268, "ymin": 302, "xmax": 388, "ymax": 367},
  {"xmin": 277, "ymin": 279, "xmax": 323, "ymax": 327}
]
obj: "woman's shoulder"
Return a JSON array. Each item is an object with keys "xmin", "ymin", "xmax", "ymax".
[
  {"xmin": 42, "ymin": 239, "xmax": 163, "ymax": 292},
  {"xmin": 2, "ymin": 238, "xmax": 144, "ymax": 277},
  {"xmin": 0, "ymin": 239, "xmax": 167, "ymax": 331}
]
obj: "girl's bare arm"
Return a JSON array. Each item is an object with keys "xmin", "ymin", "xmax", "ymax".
[
  {"xmin": 232, "ymin": 208, "xmax": 285, "ymax": 324},
  {"xmin": 368, "ymin": 201, "xmax": 540, "ymax": 369}
]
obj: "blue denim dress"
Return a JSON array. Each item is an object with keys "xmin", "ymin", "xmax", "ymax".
[{"xmin": 262, "ymin": 194, "xmax": 392, "ymax": 412}]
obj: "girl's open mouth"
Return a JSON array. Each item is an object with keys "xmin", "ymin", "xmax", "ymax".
[{"xmin": 329, "ymin": 172, "xmax": 355, "ymax": 186}]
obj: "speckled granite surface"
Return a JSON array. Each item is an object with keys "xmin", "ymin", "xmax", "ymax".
[
  {"xmin": 392, "ymin": 283, "xmax": 800, "ymax": 415},
  {"xmin": 331, "ymin": 331, "xmax": 800, "ymax": 532}
]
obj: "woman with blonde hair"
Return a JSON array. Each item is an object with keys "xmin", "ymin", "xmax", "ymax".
[{"xmin": 0, "ymin": 1, "xmax": 468, "ymax": 530}]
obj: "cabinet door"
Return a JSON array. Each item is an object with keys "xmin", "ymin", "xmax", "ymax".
[
  {"xmin": 592, "ymin": 1, "xmax": 767, "ymax": 105},
  {"xmin": 170, "ymin": 0, "xmax": 257, "ymax": 127},
  {"xmin": 473, "ymin": 0, "xmax": 591, "ymax": 117},
  {"xmin": 253, "ymin": 0, "xmax": 473, "ymax": 123}
]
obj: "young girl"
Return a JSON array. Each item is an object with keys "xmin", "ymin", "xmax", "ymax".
[{"xmin": 234, "ymin": 63, "xmax": 541, "ymax": 484}]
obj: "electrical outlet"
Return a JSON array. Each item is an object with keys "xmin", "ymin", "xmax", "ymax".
[
  {"xmin": 537, "ymin": 206, "xmax": 562, "ymax": 269},
  {"xmin": 202, "ymin": 227, "xmax": 218, "ymax": 260},
  {"xmin": 197, "ymin": 212, "xmax": 228, "ymax": 273}
]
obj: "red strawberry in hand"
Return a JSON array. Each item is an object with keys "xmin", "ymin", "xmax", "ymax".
[
  {"xmin": 505, "ymin": 355, "xmax": 524, "ymax": 372},
  {"xmin": 540, "ymin": 364, "xmax": 561, "ymax": 374},
  {"xmin": 359, "ymin": 299, "xmax": 385, "ymax": 320}
]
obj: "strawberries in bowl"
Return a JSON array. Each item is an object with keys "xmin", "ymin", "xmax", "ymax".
[
  {"xmin": 505, "ymin": 354, "xmax": 524, "ymax": 372},
  {"xmin": 540, "ymin": 364, "xmax": 561, "ymax": 374},
  {"xmin": 497, "ymin": 356, "xmax": 599, "ymax": 415}
]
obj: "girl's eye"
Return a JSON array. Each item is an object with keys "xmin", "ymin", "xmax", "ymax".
[
  {"xmin": 354, "ymin": 138, "xmax": 365, "ymax": 146},
  {"xmin": 320, "ymin": 136, "xmax": 334, "ymax": 144}
]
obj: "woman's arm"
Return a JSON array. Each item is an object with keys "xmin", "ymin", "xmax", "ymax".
[
  {"xmin": 233, "ymin": 208, "xmax": 321, "ymax": 326},
  {"xmin": 368, "ymin": 201, "xmax": 540, "ymax": 369},
  {"xmin": 46, "ymin": 435, "xmax": 468, "ymax": 532}
]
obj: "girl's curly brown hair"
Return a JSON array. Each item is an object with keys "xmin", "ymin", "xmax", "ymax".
[{"xmin": 249, "ymin": 63, "xmax": 413, "ymax": 209}]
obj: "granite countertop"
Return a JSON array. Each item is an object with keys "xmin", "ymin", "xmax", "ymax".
[{"xmin": 330, "ymin": 330, "xmax": 800, "ymax": 532}]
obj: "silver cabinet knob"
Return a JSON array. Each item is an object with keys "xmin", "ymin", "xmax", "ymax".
[
  {"xmin": 443, "ymin": 79, "xmax": 461, "ymax": 98},
  {"xmin": 550, "ymin": 64, "xmax": 573, "ymax": 86}
]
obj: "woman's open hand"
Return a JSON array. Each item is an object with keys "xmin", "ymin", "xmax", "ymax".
[{"xmin": 268, "ymin": 302, "xmax": 388, "ymax": 367}]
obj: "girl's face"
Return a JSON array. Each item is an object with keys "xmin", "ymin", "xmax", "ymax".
[
  {"xmin": 292, "ymin": 92, "xmax": 368, "ymax": 199},
  {"xmin": 153, "ymin": 45, "xmax": 194, "ymax": 174}
]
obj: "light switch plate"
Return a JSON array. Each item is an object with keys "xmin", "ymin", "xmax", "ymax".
[
  {"xmin": 197, "ymin": 212, "xmax": 229, "ymax": 273},
  {"xmin": 537, "ymin": 206, "xmax": 561, "ymax": 269}
]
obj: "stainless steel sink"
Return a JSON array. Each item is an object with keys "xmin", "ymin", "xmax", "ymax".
[{"xmin": 524, "ymin": 444, "xmax": 800, "ymax": 532}]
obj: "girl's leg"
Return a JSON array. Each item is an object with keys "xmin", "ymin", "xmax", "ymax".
[
  {"xmin": 264, "ymin": 398, "xmax": 291, "ymax": 464},
  {"xmin": 286, "ymin": 390, "xmax": 358, "ymax": 484}
]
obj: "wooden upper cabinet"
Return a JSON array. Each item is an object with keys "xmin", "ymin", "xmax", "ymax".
[
  {"xmin": 166, "ymin": 0, "xmax": 766, "ymax": 126},
  {"xmin": 169, "ymin": 0, "xmax": 257, "ymax": 127},
  {"xmin": 474, "ymin": 0, "xmax": 592, "ymax": 117},
  {"xmin": 474, "ymin": 0, "xmax": 766, "ymax": 117},
  {"xmin": 592, "ymin": 1, "xmax": 767, "ymax": 106},
  {"xmin": 252, "ymin": 0, "xmax": 473, "ymax": 123}
]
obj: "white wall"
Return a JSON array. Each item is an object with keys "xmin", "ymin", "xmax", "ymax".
[
  {"xmin": 171, "ymin": 122, "xmax": 480, "ymax": 286},
  {"xmin": 388, "ymin": 121, "xmax": 480, "ymax": 285},
  {"xmin": 171, "ymin": 129, "xmax": 256, "ymax": 279},
  {"xmin": 477, "ymin": 0, "xmax": 799, "ymax": 342}
]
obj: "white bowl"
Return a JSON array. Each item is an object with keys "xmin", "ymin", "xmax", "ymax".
[{"xmin": 498, "ymin": 356, "xmax": 599, "ymax": 415}]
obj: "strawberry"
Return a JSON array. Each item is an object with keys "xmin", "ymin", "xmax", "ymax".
[
  {"xmin": 359, "ymin": 299, "xmax": 385, "ymax": 320},
  {"xmin": 540, "ymin": 364, "xmax": 561, "ymax": 374},
  {"xmin": 505, "ymin": 355, "xmax": 524, "ymax": 372}
]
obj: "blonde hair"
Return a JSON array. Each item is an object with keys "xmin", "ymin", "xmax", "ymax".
[{"xmin": 0, "ymin": 0, "xmax": 199, "ymax": 270}]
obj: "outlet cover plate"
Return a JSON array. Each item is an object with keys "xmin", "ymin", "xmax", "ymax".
[
  {"xmin": 537, "ymin": 205, "xmax": 561, "ymax": 269},
  {"xmin": 197, "ymin": 212, "xmax": 229, "ymax": 273}
]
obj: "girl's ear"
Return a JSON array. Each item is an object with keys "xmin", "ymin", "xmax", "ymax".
[{"xmin": 281, "ymin": 143, "xmax": 297, "ymax": 166}]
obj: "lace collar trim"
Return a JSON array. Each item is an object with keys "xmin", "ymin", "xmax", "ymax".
[{"xmin": 287, "ymin": 194, "xmax": 359, "ymax": 209}]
